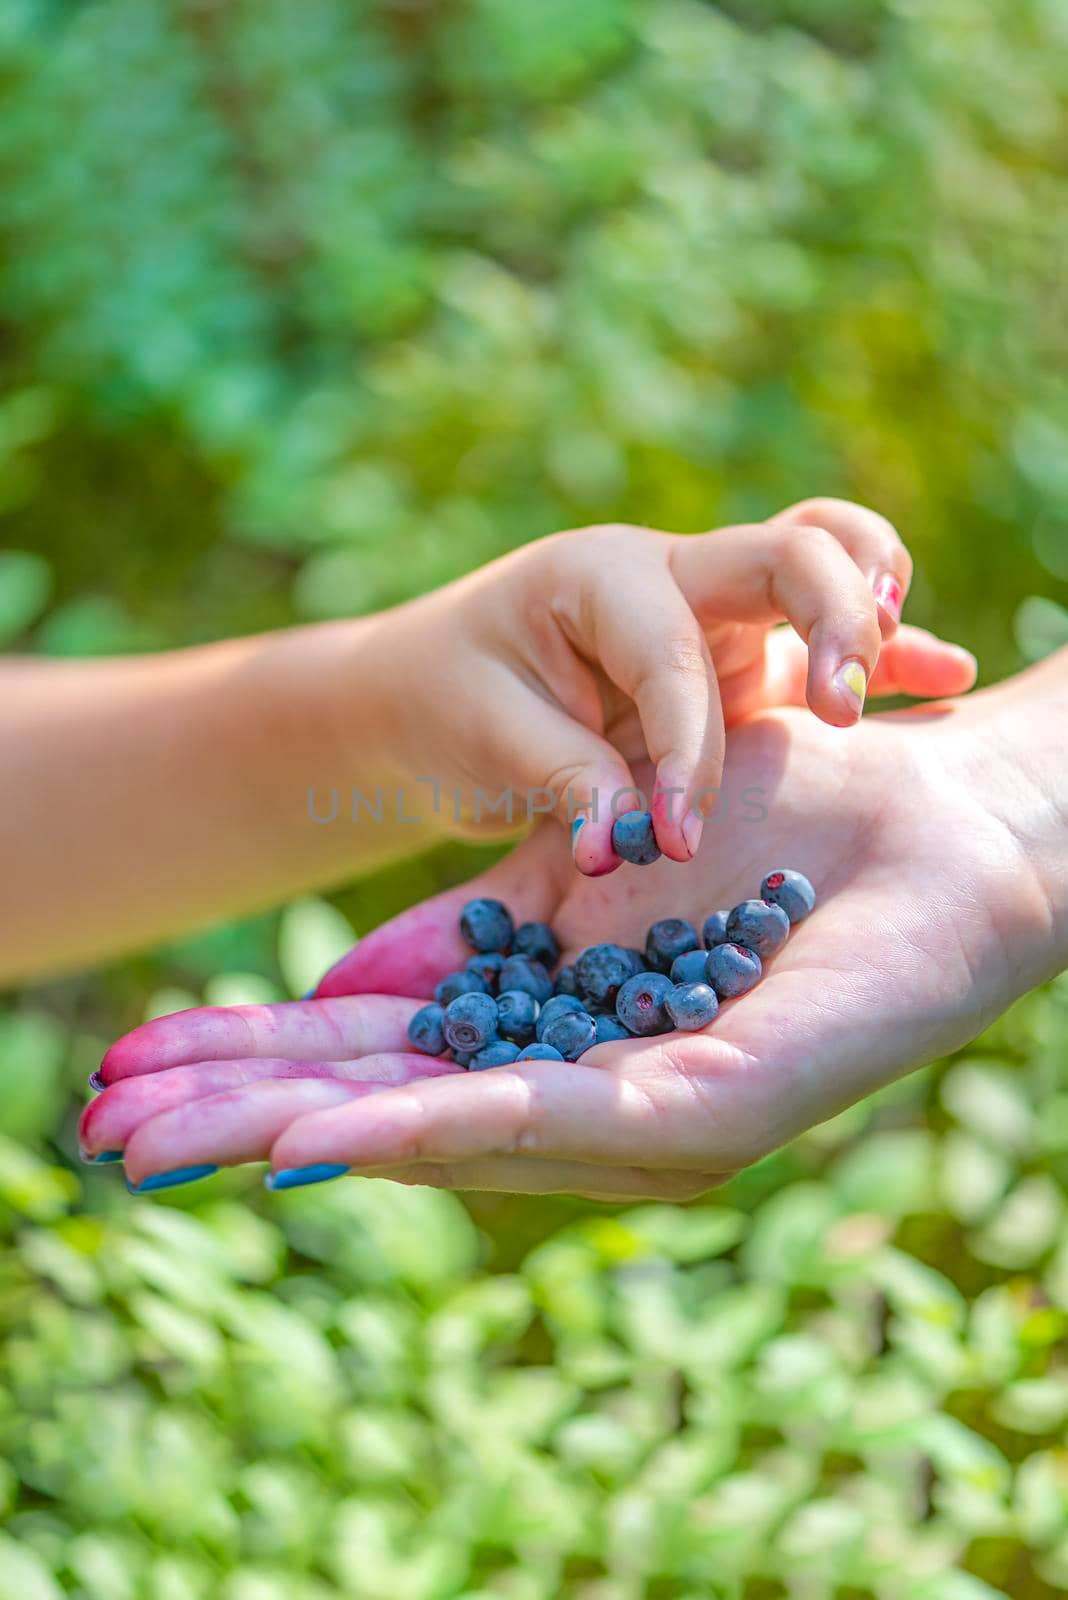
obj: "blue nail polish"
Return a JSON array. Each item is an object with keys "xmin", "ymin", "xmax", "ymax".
[
  {"xmin": 300, "ymin": 987, "xmax": 318, "ymax": 1000},
  {"xmin": 88, "ymin": 1071, "xmax": 106, "ymax": 1092},
  {"xmin": 126, "ymin": 1165, "xmax": 218, "ymax": 1194},
  {"xmin": 264, "ymin": 1163, "xmax": 349, "ymax": 1191},
  {"xmin": 570, "ymin": 817, "xmax": 586, "ymax": 844},
  {"xmin": 81, "ymin": 1149, "xmax": 124, "ymax": 1164}
]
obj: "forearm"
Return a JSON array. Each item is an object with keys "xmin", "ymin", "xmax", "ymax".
[{"xmin": 0, "ymin": 621, "xmax": 434, "ymax": 983}]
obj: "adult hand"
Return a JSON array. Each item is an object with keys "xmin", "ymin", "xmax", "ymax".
[{"xmin": 83, "ymin": 654, "xmax": 1068, "ymax": 1199}]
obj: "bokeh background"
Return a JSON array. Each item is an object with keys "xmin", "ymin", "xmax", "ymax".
[{"xmin": 3, "ymin": 2, "xmax": 1068, "ymax": 1596}]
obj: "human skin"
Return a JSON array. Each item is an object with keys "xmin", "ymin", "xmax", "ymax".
[
  {"xmin": 83, "ymin": 648, "xmax": 1068, "ymax": 1199},
  {"xmin": 0, "ymin": 498, "xmax": 972, "ymax": 983}
]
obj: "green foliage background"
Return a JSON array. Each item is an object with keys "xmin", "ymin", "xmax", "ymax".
[{"xmin": 2, "ymin": 2, "xmax": 1068, "ymax": 1596}]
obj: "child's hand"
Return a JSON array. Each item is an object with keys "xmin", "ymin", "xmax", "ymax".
[{"xmin": 369, "ymin": 497, "xmax": 975, "ymax": 874}]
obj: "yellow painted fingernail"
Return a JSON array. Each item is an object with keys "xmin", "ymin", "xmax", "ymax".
[{"xmin": 834, "ymin": 660, "xmax": 867, "ymax": 718}]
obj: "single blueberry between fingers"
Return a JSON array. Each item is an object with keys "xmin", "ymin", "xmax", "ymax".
[
  {"xmin": 465, "ymin": 951, "xmax": 505, "ymax": 991},
  {"xmin": 665, "ymin": 981, "xmax": 719, "ymax": 1031},
  {"xmin": 725, "ymin": 899, "xmax": 790, "ymax": 960},
  {"xmin": 470, "ymin": 1039, "xmax": 521, "ymax": 1070},
  {"xmin": 702, "ymin": 910, "xmax": 730, "ymax": 949},
  {"xmin": 443, "ymin": 992, "xmax": 500, "ymax": 1054},
  {"xmin": 575, "ymin": 943, "xmax": 636, "ymax": 1009},
  {"xmin": 496, "ymin": 988, "xmax": 540, "ymax": 1046},
  {"xmin": 644, "ymin": 918, "xmax": 700, "ymax": 974},
  {"xmin": 435, "ymin": 969, "xmax": 489, "ymax": 1006},
  {"xmin": 705, "ymin": 942, "xmax": 762, "ymax": 999},
  {"xmin": 616, "ymin": 971, "xmax": 675, "ymax": 1036},
  {"xmin": 536, "ymin": 993, "xmax": 585, "ymax": 1039},
  {"xmin": 540, "ymin": 1009, "xmax": 598, "ymax": 1061},
  {"xmin": 516, "ymin": 1042, "xmax": 565, "ymax": 1061},
  {"xmin": 611, "ymin": 809, "xmax": 661, "ymax": 866},
  {"xmin": 760, "ymin": 868, "xmax": 817, "ymax": 925},
  {"xmin": 512, "ymin": 921, "xmax": 561, "ymax": 968},
  {"xmin": 407, "ymin": 1002, "xmax": 447, "ymax": 1056},
  {"xmin": 670, "ymin": 949, "xmax": 710, "ymax": 986},
  {"xmin": 498, "ymin": 953, "xmax": 554, "ymax": 1004},
  {"xmin": 594, "ymin": 1014, "xmax": 631, "ymax": 1044},
  {"xmin": 459, "ymin": 897, "xmax": 515, "ymax": 954}
]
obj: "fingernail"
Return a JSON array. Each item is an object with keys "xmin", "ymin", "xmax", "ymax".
[
  {"xmin": 126, "ymin": 1165, "xmax": 218, "ymax": 1194},
  {"xmin": 80, "ymin": 1148, "xmax": 124, "ymax": 1164},
  {"xmin": 301, "ymin": 987, "xmax": 318, "ymax": 1001},
  {"xmin": 88, "ymin": 1071, "xmax": 106, "ymax": 1093},
  {"xmin": 681, "ymin": 811, "xmax": 704, "ymax": 858},
  {"xmin": 833, "ymin": 660, "xmax": 867, "ymax": 719},
  {"xmin": 570, "ymin": 815, "xmax": 587, "ymax": 858},
  {"xmin": 872, "ymin": 573, "xmax": 903, "ymax": 621},
  {"xmin": 264, "ymin": 1163, "xmax": 349, "ymax": 1191}
]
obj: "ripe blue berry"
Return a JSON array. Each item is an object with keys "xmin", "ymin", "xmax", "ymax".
[
  {"xmin": 554, "ymin": 965, "xmax": 580, "ymax": 997},
  {"xmin": 665, "ymin": 982, "xmax": 719, "ymax": 1031},
  {"xmin": 540, "ymin": 1009, "xmax": 598, "ymax": 1061},
  {"xmin": 516, "ymin": 1042, "xmax": 565, "ymax": 1061},
  {"xmin": 465, "ymin": 952, "xmax": 504, "ymax": 991},
  {"xmin": 575, "ymin": 943, "xmax": 635, "ymax": 1008},
  {"xmin": 536, "ymin": 993, "xmax": 585, "ymax": 1039},
  {"xmin": 725, "ymin": 899, "xmax": 790, "ymax": 960},
  {"xmin": 702, "ymin": 910, "xmax": 730, "ymax": 949},
  {"xmin": 496, "ymin": 989, "xmax": 539, "ymax": 1046},
  {"xmin": 453, "ymin": 1049, "xmax": 475, "ymax": 1068},
  {"xmin": 594, "ymin": 1014, "xmax": 631, "ymax": 1044},
  {"xmin": 435, "ymin": 970, "xmax": 489, "ymax": 1006},
  {"xmin": 705, "ymin": 942, "xmax": 762, "ymax": 999},
  {"xmin": 498, "ymin": 954, "xmax": 554, "ymax": 1004},
  {"xmin": 407, "ymin": 1003, "xmax": 446, "ymax": 1055},
  {"xmin": 512, "ymin": 921, "xmax": 561, "ymax": 968},
  {"xmin": 616, "ymin": 971, "xmax": 675, "ymax": 1036},
  {"xmin": 611, "ymin": 809, "xmax": 661, "ymax": 866},
  {"xmin": 670, "ymin": 949, "xmax": 709, "ymax": 986},
  {"xmin": 459, "ymin": 897, "xmax": 515, "ymax": 954},
  {"xmin": 644, "ymin": 918, "xmax": 700, "ymax": 974},
  {"xmin": 470, "ymin": 1040, "xmax": 521, "ymax": 1070},
  {"xmin": 443, "ymin": 992, "xmax": 499, "ymax": 1054},
  {"xmin": 760, "ymin": 868, "xmax": 816, "ymax": 925}
]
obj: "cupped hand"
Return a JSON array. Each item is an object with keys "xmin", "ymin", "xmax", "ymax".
[{"xmin": 84, "ymin": 664, "xmax": 1064, "ymax": 1199}]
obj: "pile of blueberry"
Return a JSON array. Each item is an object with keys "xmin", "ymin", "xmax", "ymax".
[{"xmin": 407, "ymin": 867, "xmax": 816, "ymax": 1069}]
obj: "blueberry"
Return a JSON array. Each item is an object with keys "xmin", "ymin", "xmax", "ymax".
[
  {"xmin": 625, "ymin": 948, "xmax": 646, "ymax": 975},
  {"xmin": 760, "ymin": 868, "xmax": 817, "ymax": 925},
  {"xmin": 540, "ymin": 1009, "xmax": 598, "ymax": 1061},
  {"xmin": 470, "ymin": 1040, "xmax": 521, "ymax": 1070},
  {"xmin": 594, "ymin": 1014, "xmax": 631, "ymax": 1045},
  {"xmin": 443, "ymin": 992, "xmax": 499, "ymax": 1054},
  {"xmin": 512, "ymin": 921, "xmax": 561, "ymax": 968},
  {"xmin": 453, "ymin": 1049, "xmax": 475, "ymax": 1069},
  {"xmin": 466, "ymin": 952, "xmax": 505, "ymax": 991},
  {"xmin": 435, "ymin": 969, "xmax": 489, "ymax": 1006},
  {"xmin": 554, "ymin": 965, "xmax": 580, "ymax": 997},
  {"xmin": 536, "ymin": 993, "xmax": 585, "ymax": 1039},
  {"xmin": 611, "ymin": 810, "xmax": 661, "ymax": 866},
  {"xmin": 575, "ymin": 943, "xmax": 635, "ymax": 1008},
  {"xmin": 498, "ymin": 954, "xmax": 554, "ymax": 1004},
  {"xmin": 644, "ymin": 918, "xmax": 700, "ymax": 974},
  {"xmin": 670, "ymin": 949, "xmax": 710, "ymax": 986},
  {"xmin": 459, "ymin": 897, "xmax": 515, "ymax": 954},
  {"xmin": 705, "ymin": 942, "xmax": 762, "ymax": 999},
  {"xmin": 516, "ymin": 1042, "xmax": 565, "ymax": 1061},
  {"xmin": 407, "ymin": 1003, "xmax": 447, "ymax": 1056},
  {"xmin": 616, "ymin": 972, "xmax": 675, "ymax": 1036},
  {"xmin": 496, "ymin": 988, "xmax": 540, "ymax": 1046},
  {"xmin": 702, "ymin": 910, "xmax": 730, "ymax": 949},
  {"xmin": 665, "ymin": 982, "xmax": 719, "ymax": 1031},
  {"xmin": 725, "ymin": 899, "xmax": 790, "ymax": 960}
]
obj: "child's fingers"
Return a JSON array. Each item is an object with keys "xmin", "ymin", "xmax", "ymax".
[
  {"xmin": 672, "ymin": 522, "xmax": 883, "ymax": 727},
  {"xmin": 98, "ymin": 993, "xmax": 424, "ymax": 1082},
  {"xmin": 577, "ymin": 559, "xmax": 725, "ymax": 862},
  {"xmin": 756, "ymin": 624, "xmax": 976, "ymax": 714},
  {"xmin": 768, "ymin": 497, "xmax": 913, "ymax": 632}
]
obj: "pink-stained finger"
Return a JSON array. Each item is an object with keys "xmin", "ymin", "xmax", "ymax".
[
  {"xmin": 79, "ymin": 1052, "xmax": 460, "ymax": 1156},
  {"xmin": 315, "ymin": 825, "xmax": 566, "ymax": 997},
  {"xmin": 122, "ymin": 1078, "xmax": 375, "ymax": 1180},
  {"xmin": 98, "ymin": 994, "xmax": 424, "ymax": 1083}
]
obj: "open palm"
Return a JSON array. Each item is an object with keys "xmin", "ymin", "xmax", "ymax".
[{"xmin": 84, "ymin": 678, "xmax": 1058, "ymax": 1199}]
